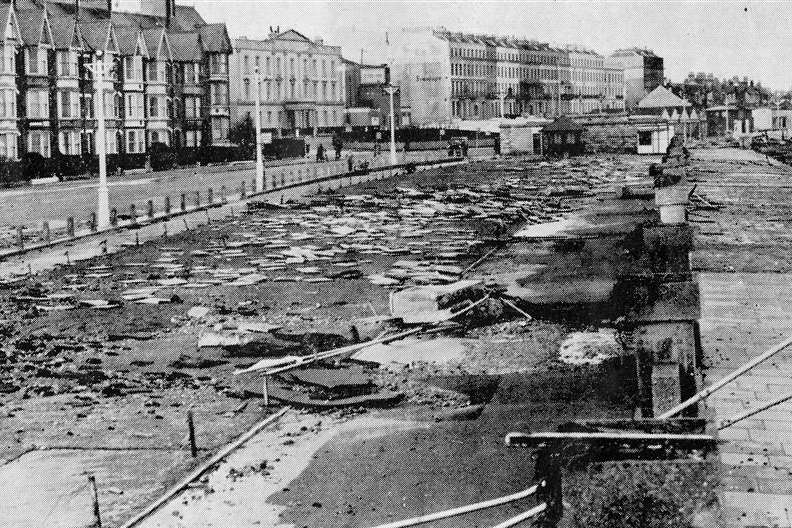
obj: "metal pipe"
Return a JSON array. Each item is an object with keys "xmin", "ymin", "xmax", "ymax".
[
  {"xmin": 491, "ymin": 502, "xmax": 548, "ymax": 528},
  {"xmin": 719, "ymin": 391, "xmax": 792, "ymax": 430},
  {"xmin": 368, "ymin": 483, "xmax": 542, "ymax": 528},
  {"xmin": 658, "ymin": 334, "xmax": 792, "ymax": 419}
]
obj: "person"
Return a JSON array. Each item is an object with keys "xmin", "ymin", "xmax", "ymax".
[
  {"xmin": 316, "ymin": 144, "xmax": 325, "ymax": 163},
  {"xmin": 347, "ymin": 155, "xmax": 354, "ymax": 172},
  {"xmin": 332, "ymin": 134, "xmax": 343, "ymax": 160}
]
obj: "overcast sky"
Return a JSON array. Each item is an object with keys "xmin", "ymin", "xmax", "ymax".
[{"xmin": 181, "ymin": 0, "xmax": 791, "ymax": 90}]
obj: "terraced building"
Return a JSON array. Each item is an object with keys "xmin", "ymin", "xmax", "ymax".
[{"xmin": 0, "ymin": 0, "xmax": 232, "ymax": 163}]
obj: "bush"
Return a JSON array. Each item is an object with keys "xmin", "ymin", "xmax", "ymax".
[
  {"xmin": 0, "ymin": 157, "xmax": 24, "ymax": 187},
  {"xmin": 150, "ymin": 142, "xmax": 177, "ymax": 172}
]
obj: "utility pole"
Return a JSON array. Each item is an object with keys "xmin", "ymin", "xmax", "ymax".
[
  {"xmin": 384, "ymin": 84, "xmax": 397, "ymax": 166},
  {"xmin": 254, "ymin": 66, "xmax": 264, "ymax": 192},
  {"xmin": 87, "ymin": 53, "xmax": 110, "ymax": 230}
]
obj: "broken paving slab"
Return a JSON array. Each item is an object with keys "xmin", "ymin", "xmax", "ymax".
[
  {"xmin": 389, "ymin": 280, "xmax": 483, "ymax": 324},
  {"xmin": 351, "ymin": 337, "xmax": 468, "ymax": 367},
  {"xmin": 285, "ymin": 368, "xmax": 374, "ymax": 396}
]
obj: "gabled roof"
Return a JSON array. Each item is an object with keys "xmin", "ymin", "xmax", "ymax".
[
  {"xmin": 638, "ymin": 85, "xmax": 691, "ymax": 109},
  {"xmin": 198, "ymin": 23, "xmax": 231, "ymax": 53},
  {"xmin": 142, "ymin": 26, "xmax": 171, "ymax": 61},
  {"xmin": 543, "ymin": 115, "xmax": 584, "ymax": 132},
  {"xmin": 114, "ymin": 25, "xmax": 147, "ymax": 56},
  {"xmin": 168, "ymin": 31, "xmax": 202, "ymax": 62},
  {"xmin": 80, "ymin": 19, "xmax": 117, "ymax": 53},
  {"xmin": 16, "ymin": 7, "xmax": 52, "ymax": 47},
  {"xmin": 0, "ymin": 4, "xmax": 23, "ymax": 45},
  {"xmin": 273, "ymin": 29, "xmax": 312, "ymax": 42},
  {"xmin": 50, "ymin": 15, "xmax": 84, "ymax": 49}
]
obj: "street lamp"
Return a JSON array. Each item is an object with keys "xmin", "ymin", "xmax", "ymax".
[
  {"xmin": 253, "ymin": 66, "xmax": 264, "ymax": 192},
  {"xmin": 86, "ymin": 52, "xmax": 110, "ymax": 230},
  {"xmin": 384, "ymin": 84, "xmax": 397, "ymax": 166}
]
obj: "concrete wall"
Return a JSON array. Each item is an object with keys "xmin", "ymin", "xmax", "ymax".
[{"xmin": 500, "ymin": 125, "xmax": 542, "ymax": 155}]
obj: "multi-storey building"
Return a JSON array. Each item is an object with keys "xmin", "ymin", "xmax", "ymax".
[
  {"xmin": 566, "ymin": 46, "xmax": 624, "ymax": 114},
  {"xmin": 0, "ymin": 0, "xmax": 232, "ymax": 162},
  {"xmin": 230, "ymin": 29, "xmax": 346, "ymax": 136},
  {"xmin": 607, "ymin": 47, "xmax": 664, "ymax": 111},
  {"xmin": 390, "ymin": 28, "xmax": 622, "ymax": 126}
]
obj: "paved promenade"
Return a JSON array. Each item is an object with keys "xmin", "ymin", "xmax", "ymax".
[{"xmin": 691, "ymin": 147, "xmax": 792, "ymax": 527}]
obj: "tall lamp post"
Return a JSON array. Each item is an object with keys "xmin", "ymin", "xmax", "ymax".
[
  {"xmin": 384, "ymin": 84, "xmax": 397, "ymax": 166},
  {"xmin": 87, "ymin": 52, "xmax": 110, "ymax": 230},
  {"xmin": 253, "ymin": 66, "xmax": 264, "ymax": 192}
]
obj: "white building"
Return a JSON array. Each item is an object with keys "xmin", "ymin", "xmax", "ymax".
[{"xmin": 230, "ymin": 29, "xmax": 346, "ymax": 135}]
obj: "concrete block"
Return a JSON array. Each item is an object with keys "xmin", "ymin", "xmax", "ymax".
[{"xmin": 651, "ymin": 362, "xmax": 682, "ymax": 417}]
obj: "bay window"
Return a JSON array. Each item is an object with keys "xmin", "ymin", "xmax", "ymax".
[
  {"xmin": 26, "ymin": 90, "xmax": 49, "ymax": 119},
  {"xmin": 28, "ymin": 131, "xmax": 50, "ymax": 157},
  {"xmin": 26, "ymin": 47, "xmax": 48, "ymax": 75},
  {"xmin": 125, "ymin": 93, "xmax": 144, "ymax": 119}
]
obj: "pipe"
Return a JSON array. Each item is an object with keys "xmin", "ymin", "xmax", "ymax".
[
  {"xmin": 719, "ymin": 391, "xmax": 792, "ymax": 430},
  {"xmin": 368, "ymin": 483, "xmax": 542, "ymax": 528},
  {"xmin": 491, "ymin": 502, "xmax": 548, "ymax": 528},
  {"xmin": 119, "ymin": 407, "xmax": 289, "ymax": 528},
  {"xmin": 658, "ymin": 334, "xmax": 792, "ymax": 419}
]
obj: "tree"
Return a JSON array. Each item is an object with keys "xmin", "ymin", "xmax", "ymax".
[{"xmin": 229, "ymin": 114, "xmax": 255, "ymax": 149}]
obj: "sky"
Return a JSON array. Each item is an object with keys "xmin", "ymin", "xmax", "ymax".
[{"xmin": 174, "ymin": 0, "xmax": 792, "ymax": 90}]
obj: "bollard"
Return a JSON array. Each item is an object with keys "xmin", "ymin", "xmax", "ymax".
[
  {"xmin": 180, "ymin": 193, "xmax": 187, "ymax": 212},
  {"xmin": 129, "ymin": 204, "xmax": 137, "ymax": 225},
  {"xmin": 110, "ymin": 208, "xmax": 118, "ymax": 227},
  {"xmin": 187, "ymin": 410, "xmax": 197, "ymax": 457},
  {"xmin": 89, "ymin": 212, "xmax": 97, "ymax": 232},
  {"xmin": 88, "ymin": 475, "xmax": 102, "ymax": 528},
  {"xmin": 207, "ymin": 187, "xmax": 213, "ymax": 205},
  {"xmin": 66, "ymin": 217, "xmax": 75, "ymax": 238},
  {"xmin": 164, "ymin": 196, "xmax": 171, "ymax": 215},
  {"xmin": 240, "ymin": 181, "xmax": 246, "ymax": 199},
  {"xmin": 64, "ymin": 250, "xmax": 70, "ymax": 265},
  {"xmin": 42, "ymin": 221, "xmax": 50, "ymax": 243},
  {"xmin": 194, "ymin": 190, "xmax": 201, "ymax": 208},
  {"xmin": 221, "ymin": 185, "xmax": 227, "ymax": 203},
  {"xmin": 147, "ymin": 199, "xmax": 154, "ymax": 218},
  {"xmin": 16, "ymin": 225, "xmax": 23, "ymax": 248},
  {"xmin": 100, "ymin": 239, "xmax": 108, "ymax": 254}
]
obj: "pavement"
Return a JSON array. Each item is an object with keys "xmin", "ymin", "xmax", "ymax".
[
  {"xmin": 0, "ymin": 152, "xmax": 469, "ymax": 279},
  {"xmin": 0, "ymin": 148, "xmax": 486, "ymax": 244},
  {"xmin": 690, "ymin": 147, "xmax": 792, "ymax": 527}
]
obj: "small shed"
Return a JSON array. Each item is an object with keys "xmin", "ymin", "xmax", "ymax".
[{"xmin": 542, "ymin": 116, "xmax": 584, "ymax": 157}]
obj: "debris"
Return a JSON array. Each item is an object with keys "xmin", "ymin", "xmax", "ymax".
[{"xmin": 390, "ymin": 280, "xmax": 482, "ymax": 323}]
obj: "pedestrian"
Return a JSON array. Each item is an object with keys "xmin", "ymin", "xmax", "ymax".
[
  {"xmin": 316, "ymin": 144, "xmax": 324, "ymax": 163},
  {"xmin": 347, "ymin": 155, "xmax": 354, "ymax": 172}
]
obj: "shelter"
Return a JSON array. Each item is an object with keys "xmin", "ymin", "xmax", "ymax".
[{"xmin": 542, "ymin": 116, "xmax": 584, "ymax": 157}]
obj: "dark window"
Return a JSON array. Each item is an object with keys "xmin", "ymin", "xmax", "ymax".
[{"xmin": 638, "ymin": 131, "xmax": 652, "ymax": 146}]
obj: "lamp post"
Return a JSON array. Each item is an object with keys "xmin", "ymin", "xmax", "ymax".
[
  {"xmin": 384, "ymin": 84, "xmax": 397, "ymax": 166},
  {"xmin": 253, "ymin": 66, "xmax": 264, "ymax": 192},
  {"xmin": 87, "ymin": 52, "xmax": 110, "ymax": 230}
]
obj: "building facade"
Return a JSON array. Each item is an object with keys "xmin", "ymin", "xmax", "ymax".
[
  {"xmin": 607, "ymin": 47, "xmax": 664, "ymax": 112},
  {"xmin": 0, "ymin": 0, "xmax": 233, "ymax": 162},
  {"xmin": 566, "ymin": 47, "xmax": 624, "ymax": 114},
  {"xmin": 343, "ymin": 62, "xmax": 401, "ymax": 129},
  {"xmin": 230, "ymin": 29, "xmax": 345, "ymax": 136},
  {"xmin": 389, "ymin": 28, "xmax": 625, "ymax": 126}
]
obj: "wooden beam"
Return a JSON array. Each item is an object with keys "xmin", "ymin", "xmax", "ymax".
[{"xmin": 505, "ymin": 431, "xmax": 718, "ymax": 448}]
